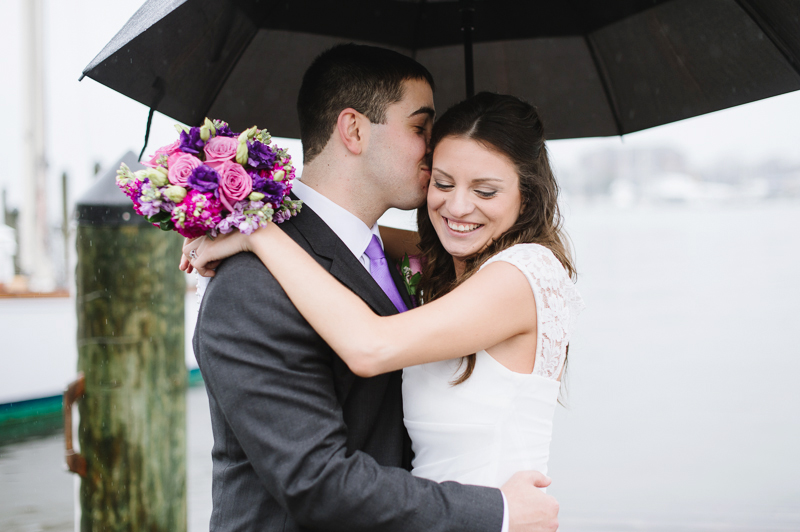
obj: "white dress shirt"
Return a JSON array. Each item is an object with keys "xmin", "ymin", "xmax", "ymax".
[
  {"xmin": 292, "ymin": 179, "xmax": 381, "ymax": 273},
  {"xmin": 293, "ymin": 178, "xmax": 510, "ymax": 532}
]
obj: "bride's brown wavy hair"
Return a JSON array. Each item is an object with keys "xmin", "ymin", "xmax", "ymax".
[{"xmin": 416, "ymin": 92, "xmax": 575, "ymax": 385}]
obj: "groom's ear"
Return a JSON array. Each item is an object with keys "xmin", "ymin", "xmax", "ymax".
[{"xmin": 336, "ymin": 108, "xmax": 369, "ymax": 155}]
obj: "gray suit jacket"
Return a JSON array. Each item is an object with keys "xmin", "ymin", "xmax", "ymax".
[{"xmin": 193, "ymin": 204, "xmax": 503, "ymax": 531}]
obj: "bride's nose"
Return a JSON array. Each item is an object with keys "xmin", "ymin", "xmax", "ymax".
[{"xmin": 446, "ymin": 188, "xmax": 475, "ymax": 219}]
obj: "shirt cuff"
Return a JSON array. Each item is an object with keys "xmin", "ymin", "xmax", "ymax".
[{"xmin": 501, "ymin": 492, "xmax": 509, "ymax": 532}]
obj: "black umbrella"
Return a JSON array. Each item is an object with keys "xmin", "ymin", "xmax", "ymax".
[{"xmin": 82, "ymin": 0, "xmax": 800, "ymax": 146}]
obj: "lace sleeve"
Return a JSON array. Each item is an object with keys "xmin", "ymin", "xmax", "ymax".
[{"xmin": 480, "ymin": 244, "xmax": 585, "ymax": 380}]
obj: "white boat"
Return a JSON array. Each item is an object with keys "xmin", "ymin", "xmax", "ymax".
[{"xmin": 0, "ymin": 291, "xmax": 201, "ymax": 437}]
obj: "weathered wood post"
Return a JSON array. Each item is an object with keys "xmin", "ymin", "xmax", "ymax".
[{"xmin": 73, "ymin": 151, "xmax": 186, "ymax": 531}]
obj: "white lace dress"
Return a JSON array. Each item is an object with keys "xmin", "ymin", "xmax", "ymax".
[{"xmin": 402, "ymin": 243, "xmax": 585, "ymax": 488}]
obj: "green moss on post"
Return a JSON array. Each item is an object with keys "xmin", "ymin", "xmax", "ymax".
[{"xmin": 75, "ymin": 222, "xmax": 186, "ymax": 532}]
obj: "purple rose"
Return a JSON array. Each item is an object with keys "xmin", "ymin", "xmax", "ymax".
[
  {"xmin": 179, "ymin": 127, "xmax": 205, "ymax": 154},
  {"xmin": 188, "ymin": 164, "xmax": 220, "ymax": 193},
  {"xmin": 247, "ymin": 140, "xmax": 276, "ymax": 170}
]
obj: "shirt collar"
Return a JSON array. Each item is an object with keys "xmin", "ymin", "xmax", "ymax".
[{"xmin": 292, "ymin": 179, "xmax": 382, "ymax": 259}]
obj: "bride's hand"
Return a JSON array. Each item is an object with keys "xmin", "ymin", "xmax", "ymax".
[
  {"xmin": 183, "ymin": 228, "xmax": 261, "ymax": 277},
  {"xmin": 179, "ymin": 237, "xmax": 200, "ymax": 274}
]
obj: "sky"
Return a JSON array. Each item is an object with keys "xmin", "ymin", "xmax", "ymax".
[{"xmin": 1, "ymin": 0, "xmax": 799, "ymax": 221}]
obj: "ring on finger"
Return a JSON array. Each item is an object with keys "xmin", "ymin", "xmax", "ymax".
[{"xmin": 190, "ymin": 249, "xmax": 197, "ymax": 260}]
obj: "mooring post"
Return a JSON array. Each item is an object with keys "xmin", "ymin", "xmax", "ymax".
[{"xmin": 73, "ymin": 151, "xmax": 186, "ymax": 531}]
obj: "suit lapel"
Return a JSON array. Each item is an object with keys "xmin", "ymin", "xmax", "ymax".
[
  {"xmin": 286, "ymin": 200, "xmax": 399, "ymax": 318},
  {"xmin": 285, "ymin": 202, "xmax": 401, "ymax": 406},
  {"xmin": 329, "ymin": 245, "xmax": 399, "ymax": 317}
]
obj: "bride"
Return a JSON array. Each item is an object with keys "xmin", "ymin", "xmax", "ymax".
[{"xmin": 184, "ymin": 92, "xmax": 584, "ymax": 489}]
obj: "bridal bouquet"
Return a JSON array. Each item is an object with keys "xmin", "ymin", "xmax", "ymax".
[{"xmin": 116, "ymin": 118, "xmax": 302, "ymax": 238}]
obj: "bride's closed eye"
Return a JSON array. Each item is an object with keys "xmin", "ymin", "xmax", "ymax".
[
  {"xmin": 433, "ymin": 180, "xmax": 453, "ymax": 191},
  {"xmin": 474, "ymin": 189, "xmax": 497, "ymax": 198}
]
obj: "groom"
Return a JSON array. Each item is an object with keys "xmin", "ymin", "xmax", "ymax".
[{"xmin": 192, "ymin": 44, "xmax": 558, "ymax": 532}]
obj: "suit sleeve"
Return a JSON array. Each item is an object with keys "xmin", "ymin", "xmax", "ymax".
[{"xmin": 196, "ymin": 252, "xmax": 504, "ymax": 532}]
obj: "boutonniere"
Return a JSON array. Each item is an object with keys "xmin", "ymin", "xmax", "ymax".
[{"xmin": 398, "ymin": 253, "xmax": 423, "ymax": 307}]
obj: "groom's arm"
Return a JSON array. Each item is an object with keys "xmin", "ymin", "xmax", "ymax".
[{"xmin": 197, "ymin": 252, "xmax": 503, "ymax": 532}]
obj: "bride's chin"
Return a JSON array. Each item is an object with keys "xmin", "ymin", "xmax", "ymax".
[{"xmin": 438, "ymin": 239, "xmax": 463, "ymax": 258}]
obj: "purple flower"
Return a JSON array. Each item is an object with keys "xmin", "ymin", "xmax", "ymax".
[
  {"xmin": 217, "ymin": 199, "xmax": 274, "ymax": 235},
  {"xmin": 171, "ymin": 190, "xmax": 222, "ymax": 239},
  {"xmin": 215, "ymin": 123, "xmax": 238, "ymax": 137},
  {"xmin": 249, "ymin": 170, "xmax": 266, "ymax": 191},
  {"xmin": 188, "ymin": 165, "xmax": 220, "ymax": 194},
  {"xmin": 139, "ymin": 201, "xmax": 161, "ymax": 217},
  {"xmin": 271, "ymin": 209, "xmax": 290, "ymax": 224},
  {"xmin": 131, "ymin": 199, "xmax": 144, "ymax": 216},
  {"xmin": 217, "ymin": 202, "xmax": 249, "ymax": 235},
  {"xmin": 216, "ymin": 213, "xmax": 241, "ymax": 235},
  {"xmin": 137, "ymin": 180, "xmax": 165, "ymax": 216},
  {"xmin": 179, "ymin": 127, "xmax": 205, "ymax": 154},
  {"xmin": 247, "ymin": 140, "xmax": 276, "ymax": 170},
  {"xmin": 250, "ymin": 170, "xmax": 286, "ymax": 206},
  {"xmin": 120, "ymin": 177, "xmax": 144, "ymax": 200},
  {"xmin": 260, "ymin": 178, "xmax": 286, "ymax": 206}
]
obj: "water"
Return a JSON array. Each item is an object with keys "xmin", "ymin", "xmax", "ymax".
[
  {"xmin": 1, "ymin": 200, "xmax": 799, "ymax": 531},
  {"xmin": 0, "ymin": 386, "xmax": 214, "ymax": 532},
  {"xmin": 548, "ymin": 199, "xmax": 800, "ymax": 530}
]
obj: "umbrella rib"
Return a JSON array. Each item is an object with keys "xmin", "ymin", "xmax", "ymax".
[
  {"xmin": 584, "ymin": 34, "xmax": 624, "ymax": 137},
  {"xmin": 734, "ymin": 0, "xmax": 800, "ymax": 80}
]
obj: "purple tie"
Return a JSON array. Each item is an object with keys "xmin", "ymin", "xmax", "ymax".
[{"xmin": 364, "ymin": 234, "xmax": 408, "ymax": 313}]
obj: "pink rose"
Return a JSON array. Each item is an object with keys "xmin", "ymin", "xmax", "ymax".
[
  {"xmin": 167, "ymin": 153, "xmax": 203, "ymax": 186},
  {"xmin": 407, "ymin": 254, "xmax": 424, "ymax": 276},
  {"xmin": 218, "ymin": 160, "xmax": 253, "ymax": 211},
  {"xmin": 203, "ymin": 136, "xmax": 238, "ymax": 168},
  {"xmin": 144, "ymin": 140, "xmax": 181, "ymax": 168}
]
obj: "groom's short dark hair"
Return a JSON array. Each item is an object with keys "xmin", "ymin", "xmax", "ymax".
[{"xmin": 297, "ymin": 43, "xmax": 435, "ymax": 163}]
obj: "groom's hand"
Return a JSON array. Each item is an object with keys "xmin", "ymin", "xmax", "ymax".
[{"xmin": 501, "ymin": 471, "xmax": 559, "ymax": 532}]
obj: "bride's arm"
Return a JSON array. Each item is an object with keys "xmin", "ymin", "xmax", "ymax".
[{"xmin": 187, "ymin": 224, "xmax": 536, "ymax": 377}]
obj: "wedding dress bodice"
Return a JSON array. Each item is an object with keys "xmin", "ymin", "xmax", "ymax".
[{"xmin": 402, "ymin": 243, "xmax": 585, "ymax": 488}]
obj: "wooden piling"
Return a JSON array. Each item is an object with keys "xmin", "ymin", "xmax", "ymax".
[{"xmin": 74, "ymin": 152, "xmax": 186, "ymax": 532}]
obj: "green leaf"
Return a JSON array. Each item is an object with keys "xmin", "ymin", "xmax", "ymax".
[
  {"xmin": 145, "ymin": 211, "xmax": 171, "ymax": 224},
  {"xmin": 407, "ymin": 272, "xmax": 421, "ymax": 295},
  {"xmin": 399, "ymin": 253, "xmax": 422, "ymax": 296}
]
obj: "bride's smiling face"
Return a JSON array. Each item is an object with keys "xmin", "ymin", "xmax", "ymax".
[{"xmin": 427, "ymin": 136, "xmax": 522, "ymax": 269}]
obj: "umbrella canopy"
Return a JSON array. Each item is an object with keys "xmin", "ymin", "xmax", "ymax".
[{"xmin": 82, "ymin": 0, "xmax": 800, "ymax": 140}]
